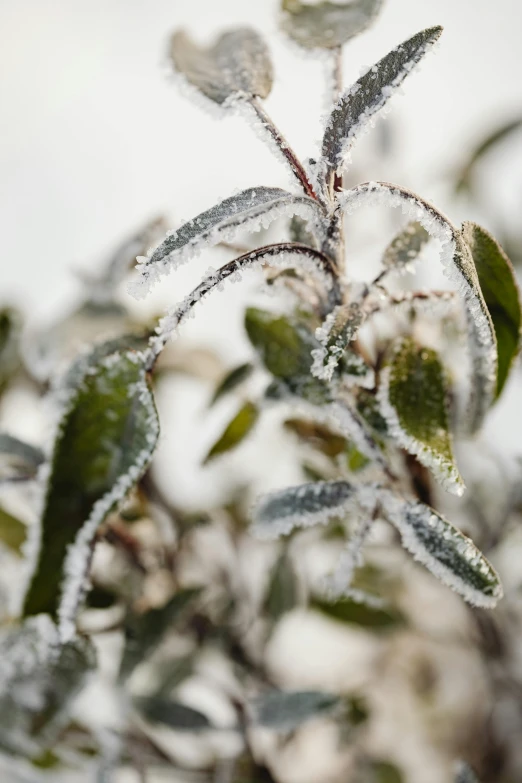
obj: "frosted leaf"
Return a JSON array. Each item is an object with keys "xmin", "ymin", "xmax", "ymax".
[
  {"xmin": 311, "ymin": 302, "xmax": 364, "ymax": 381},
  {"xmin": 454, "ymin": 761, "xmax": 480, "ymax": 783},
  {"xmin": 382, "ymin": 221, "xmax": 430, "ymax": 270},
  {"xmin": 128, "ymin": 188, "xmax": 324, "ymax": 300},
  {"xmin": 0, "ymin": 615, "xmax": 95, "ymax": 755},
  {"xmin": 338, "ymin": 181, "xmax": 497, "ymax": 433},
  {"xmin": 321, "ymin": 27, "xmax": 442, "ymax": 180},
  {"xmin": 326, "ymin": 513, "xmax": 374, "ymax": 598},
  {"xmin": 378, "ymin": 337, "xmax": 465, "ymax": 496},
  {"xmin": 252, "ymin": 479, "xmax": 362, "ymax": 539},
  {"xmin": 250, "ymin": 690, "xmax": 338, "ymax": 730},
  {"xmin": 461, "ymin": 221, "xmax": 521, "ymax": 398},
  {"xmin": 0, "ymin": 433, "xmax": 44, "ymax": 483},
  {"xmin": 170, "ymin": 28, "xmax": 273, "ymax": 106},
  {"xmin": 312, "ymin": 592, "xmax": 403, "ymax": 629},
  {"xmin": 280, "ymin": 0, "xmax": 383, "ymax": 50},
  {"xmin": 380, "ymin": 491, "xmax": 503, "ymax": 608},
  {"xmin": 203, "ymin": 401, "xmax": 259, "ymax": 463},
  {"xmin": 148, "ymin": 246, "xmax": 339, "ymax": 365},
  {"xmin": 210, "ymin": 362, "xmax": 254, "ymax": 407},
  {"xmin": 264, "ymin": 551, "xmax": 299, "ymax": 620},
  {"xmin": 21, "ymin": 343, "xmax": 159, "ymax": 641},
  {"xmin": 341, "ymin": 350, "xmax": 375, "ymax": 388},
  {"xmin": 289, "ymin": 214, "xmax": 317, "ymax": 247},
  {"xmin": 135, "ymin": 697, "xmax": 211, "ymax": 731}
]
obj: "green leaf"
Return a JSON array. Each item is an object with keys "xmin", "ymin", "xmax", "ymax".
[
  {"xmin": 379, "ymin": 337, "xmax": 464, "ymax": 496},
  {"xmin": 203, "ymin": 401, "xmax": 259, "ymax": 463},
  {"xmin": 0, "ymin": 505, "xmax": 26, "ymax": 554},
  {"xmin": 455, "ymin": 118, "xmax": 522, "ymax": 193},
  {"xmin": 284, "ymin": 417, "xmax": 347, "ymax": 457},
  {"xmin": 0, "ymin": 615, "xmax": 95, "ymax": 755},
  {"xmin": 264, "ymin": 551, "xmax": 299, "ymax": 621},
  {"xmin": 210, "ymin": 362, "xmax": 254, "ymax": 406},
  {"xmin": 120, "ymin": 588, "xmax": 201, "ymax": 679},
  {"xmin": 322, "ymin": 27, "xmax": 442, "ymax": 179},
  {"xmin": 289, "ymin": 215, "xmax": 317, "ymax": 247},
  {"xmin": 0, "ymin": 307, "xmax": 22, "ymax": 393},
  {"xmin": 454, "ymin": 761, "xmax": 480, "ymax": 783},
  {"xmin": 462, "ymin": 222, "xmax": 521, "ymax": 397},
  {"xmin": 0, "ymin": 433, "xmax": 44, "ymax": 483},
  {"xmin": 22, "ymin": 344, "xmax": 159, "ymax": 623},
  {"xmin": 370, "ymin": 761, "xmax": 404, "ymax": 783},
  {"xmin": 170, "ymin": 28, "xmax": 273, "ymax": 105},
  {"xmin": 244, "ymin": 307, "xmax": 330, "ymax": 404},
  {"xmin": 382, "ymin": 221, "xmax": 430, "ymax": 270},
  {"xmin": 311, "ymin": 595, "xmax": 403, "ymax": 630},
  {"xmin": 251, "ymin": 690, "xmax": 338, "ymax": 730},
  {"xmin": 135, "ymin": 697, "xmax": 211, "ymax": 731},
  {"xmin": 311, "ymin": 303, "xmax": 364, "ymax": 382},
  {"xmin": 280, "ymin": 0, "xmax": 383, "ymax": 50},
  {"xmin": 381, "ymin": 493, "xmax": 503, "ymax": 608}
]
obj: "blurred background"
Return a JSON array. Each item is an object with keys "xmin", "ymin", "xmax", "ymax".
[{"xmin": 1, "ymin": 1, "xmax": 522, "ymax": 782}]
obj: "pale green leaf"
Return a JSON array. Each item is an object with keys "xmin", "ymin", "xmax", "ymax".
[
  {"xmin": 135, "ymin": 697, "xmax": 211, "ymax": 731},
  {"xmin": 280, "ymin": 0, "xmax": 383, "ymax": 50},
  {"xmin": 264, "ymin": 551, "xmax": 299, "ymax": 620},
  {"xmin": 311, "ymin": 594, "xmax": 403, "ymax": 630},
  {"xmin": 251, "ymin": 690, "xmax": 338, "ymax": 730},
  {"xmin": 0, "ymin": 505, "xmax": 26, "ymax": 555},
  {"xmin": 210, "ymin": 362, "xmax": 254, "ymax": 406},
  {"xmin": 382, "ymin": 221, "xmax": 430, "ymax": 270},
  {"xmin": 204, "ymin": 401, "xmax": 259, "ymax": 463}
]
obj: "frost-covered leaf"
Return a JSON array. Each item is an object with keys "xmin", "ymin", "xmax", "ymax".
[
  {"xmin": 252, "ymin": 480, "xmax": 360, "ymax": 539},
  {"xmin": 454, "ymin": 761, "xmax": 480, "ymax": 782},
  {"xmin": 378, "ymin": 338, "xmax": 464, "ymax": 496},
  {"xmin": 22, "ymin": 343, "xmax": 159, "ymax": 634},
  {"xmin": 382, "ymin": 221, "xmax": 430, "ymax": 270},
  {"xmin": 462, "ymin": 222, "xmax": 521, "ymax": 397},
  {"xmin": 289, "ymin": 215, "xmax": 317, "ymax": 247},
  {"xmin": 170, "ymin": 27, "xmax": 272, "ymax": 105},
  {"xmin": 120, "ymin": 588, "xmax": 201, "ymax": 679},
  {"xmin": 381, "ymin": 493, "xmax": 503, "ymax": 607},
  {"xmin": 251, "ymin": 690, "xmax": 338, "ymax": 730},
  {"xmin": 203, "ymin": 401, "xmax": 259, "ymax": 463},
  {"xmin": 280, "ymin": 0, "xmax": 383, "ymax": 50},
  {"xmin": 456, "ymin": 118, "xmax": 522, "ymax": 193},
  {"xmin": 339, "ymin": 182, "xmax": 497, "ymax": 433},
  {"xmin": 135, "ymin": 697, "xmax": 211, "ymax": 731},
  {"xmin": 0, "ymin": 306, "xmax": 22, "ymax": 393},
  {"xmin": 129, "ymin": 188, "xmax": 324, "ymax": 300},
  {"xmin": 311, "ymin": 303, "xmax": 364, "ymax": 381},
  {"xmin": 264, "ymin": 551, "xmax": 299, "ymax": 620},
  {"xmin": 321, "ymin": 27, "xmax": 442, "ymax": 179},
  {"xmin": 284, "ymin": 418, "xmax": 346, "ymax": 457},
  {"xmin": 311, "ymin": 594, "xmax": 403, "ymax": 630},
  {"xmin": 0, "ymin": 433, "xmax": 44, "ymax": 483},
  {"xmin": 0, "ymin": 615, "xmax": 95, "ymax": 755},
  {"xmin": 0, "ymin": 505, "xmax": 26, "ymax": 554},
  {"xmin": 210, "ymin": 362, "xmax": 254, "ymax": 406}
]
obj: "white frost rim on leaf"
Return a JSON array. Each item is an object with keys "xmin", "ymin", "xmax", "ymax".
[
  {"xmin": 379, "ymin": 489, "xmax": 503, "ymax": 608},
  {"xmin": 311, "ymin": 303, "xmax": 364, "ymax": 382},
  {"xmin": 377, "ymin": 362, "xmax": 465, "ymax": 497},
  {"xmin": 128, "ymin": 190, "xmax": 325, "ymax": 300},
  {"xmin": 338, "ymin": 182, "xmax": 497, "ymax": 433}
]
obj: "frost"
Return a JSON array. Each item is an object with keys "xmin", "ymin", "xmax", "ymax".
[
  {"xmin": 280, "ymin": 0, "xmax": 384, "ymax": 51},
  {"xmin": 379, "ymin": 490, "xmax": 503, "ymax": 608},
  {"xmin": 382, "ymin": 221, "xmax": 431, "ymax": 270},
  {"xmin": 128, "ymin": 188, "xmax": 325, "ymax": 300},
  {"xmin": 0, "ymin": 433, "xmax": 44, "ymax": 483},
  {"xmin": 311, "ymin": 302, "xmax": 364, "ymax": 381},
  {"xmin": 325, "ymin": 511, "xmax": 375, "ymax": 598},
  {"xmin": 321, "ymin": 27, "xmax": 442, "ymax": 179},
  {"xmin": 338, "ymin": 181, "xmax": 497, "ymax": 432}
]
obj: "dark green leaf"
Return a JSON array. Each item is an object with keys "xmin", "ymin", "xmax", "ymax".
[
  {"xmin": 0, "ymin": 307, "xmax": 22, "ymax": 393},
  {"xmin": 135, "ymin": 697, "xmax": 211, "ymax": 731},
  {"xmin": 280, "ymin": 0, "xmax": 383, "ymax": 50},
  {"xmin": 311, "ymin": 595, "xmax": 403, "ymax": 630},
  {"xmin": 22, "ymin": 344, "xmax": 159, "ymax": 620},
  {"xmin": 204, "ymin": 401, "xmax": 259, "ymax": 463},
  {"xmin": 382, "ymin": 221, "xmax": 430, "ymax": 270},
  {"xmin": 380, "ymin": 338, "xmax": 464, "ymax": 495},
  {"xmin": 321, "ymin": 27, "xmax": 442, "ymax": 179},
  {"xmin": 0, "ymin": 505, "xmax": 26, "ymax": 554},
  {"xmin": 456, "ymin": 118, "xmax": 522, "ymax": 193},
  {"xmin": 382, "ymin": 494, "xmax": 503, "ymax": 608},
  {"xmin": 170, "ymin": 27, "xmax": 273, "ymax": 105},
  {"xmin": 264, "ymin": 551, "xmax": 299, "ymax": 620},
  {"xmin": 252, "ymin": 690, "xmax": 338, "ymax": 730},
  {"xmin": 0, "ymin": 433, "xmax": 44, "ymax": 483},
  {"xmin": 462, "ymin": 222, "xmax": 521, "ymax": 397},
  {"xmin": 210, "ymin": 362, "xmax": 254, "ymax": 406}
]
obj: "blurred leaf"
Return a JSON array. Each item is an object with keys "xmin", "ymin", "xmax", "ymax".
[
  {"xmin": 170, "ymin": 27, "xmax": 273, "ymax": 105},
  {"xmin": 135, "ymin": 697, "xmax": 211, "ymax": 731},
  {"xmin": 264, "ymin": 551, "xmax": 299, "ymax": 620},
  {"xmin": 455, "ymin": 761, "xmax": 480, "ymax": 782},
  {"xmin": 86, "ymin": 584, "xmax": 119, "ymax": 610},
  {"xmin": 284, "ymin": 417, "xmax": 346, "ymax": 457},
  {"xmin": 311, "ymin": 595, "xmax": 403, "ymax": 630},
  {"xmin": 312, "ymin": 303, "xmax": 364, "ymax": 382},
  {"xmin": 321, "ymin": 27, "xmax": 442, "ymax": 179},
  {"xmin": 0, "ymin": 433, "xmax": 44, "ymax": 483},
  {"xmin": 0, "ymin": 616, "xmax": 95, "ymax": 755},
  {"xmin": 204, "ymin": 402, "xmax": 259, "ymax": 463},
  {"xmin": 381, "ymin": 338, "xmax": 464, "ymax": 495},
  {"xmin": 370, "ymin": 761, "xmax": 404, "ymax": 783},
  {"xmin": 382, "ymin": 494, "xmax": 503, "ymax": 608},
  {"xmin": 289, "ymin": 215, "xmax": 316, "ymax": 247},
  {"xmin": 345, "ymin": 442, "xmax": 370, "ymax": 472},
  {"xmin": 120, "ymin": 588, "xmax": 201, "ymax": 679},
  {"xmin": 251, "ymin": 690, "xmax": 338, "ymax": 730},
  {"xmin": 456, "ymin": 118, "xmax": 522, "ymax": 193},
  {"xmin": 280, "ymin": 0, "xmax": 383, "ymax": 50},
  {"xmin": 357, "ymin": 389, "xmax": 388, "ymax": 437},
  {"xmin": 210, "ymin": 362, "xmax": 254, "ymax": 406},
  {"xmin": 0, "ymin": 505, "xmax": 26, "ymax": 555},
  {"xmin": 22, "ymin": 343, "xmax": 159, "ymax": 620},
  {"xmin": 155, "ymin": 654, "xmax": 195, "ymax": 694},
  {"xmin": 245, "ymin": 308, "xmax": 330, "ymax": 404},
  {"xmin": 462, "ymin": 222, "xmax": 521, "ymax": 397},
  {"xmin": 0, "ymin": 307, "xmax": 22, "ymax": 393},
  {"xmin": 382, "ymin": 222, "xmax": 430, "ymax": 270}
]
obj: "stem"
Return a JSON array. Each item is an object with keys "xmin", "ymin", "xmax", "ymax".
[
  {"xmin": 321, "ymin": 47, "xmax": 345, "ymax": 268},
  {"xmin": 249, "ymin": 98, "xmax": 318, "ymax": 200},
  {"xmin": 331, "ymin": 47, "xmax": 344, "ymax": 196}
]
